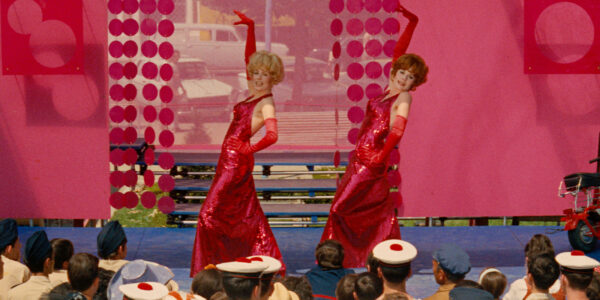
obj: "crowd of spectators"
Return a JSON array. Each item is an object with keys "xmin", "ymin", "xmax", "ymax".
[{"xmin": 1, "ymin": 218, "xmax": 600, "ymax": 300}]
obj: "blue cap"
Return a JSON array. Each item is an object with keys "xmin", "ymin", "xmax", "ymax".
[
  {"xmin": 450, "ymin": 287, "xmax": 493, "ymax": 300},
  {"xmin": 0, "ymin": 219, "xmax": 18, "ymax": 250},
  {"xmin": 97, "ymin": 220, "xmax": 126, "ymax": 258},
  {"xmin": 25, "ymin": 231, "xmax": 52, "ymax": 266},
  {"xmin": 432, "ymin": 243, "xmax": 471, "ymax": 275}
]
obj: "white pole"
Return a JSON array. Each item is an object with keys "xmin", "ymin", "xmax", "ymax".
[
  {"xmin": 186, "ymin": 0, "xmax": 193, "ymax": 24},
  {"xmin": 265, "ymin": 0, "xmax": 272, "ymax": 51}
]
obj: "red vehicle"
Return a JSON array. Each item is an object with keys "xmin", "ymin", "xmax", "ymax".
[{"xmin": 560, "ymin": 133, "xmax": 600, "ymax": 252}]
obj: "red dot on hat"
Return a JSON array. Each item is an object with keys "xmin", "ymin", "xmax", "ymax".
[
  {"xmin": 572, "ymin": 250, "xmax": 585, "ymax": 256},
  {"xmin": 249, "ymin": 257, "xmax": 263, "ymax": 262},
  {"xmin": 235, "ymin": 257, "xmax": 252, "ymax": 263},
  {"xmin": 390, "ymin": 244, "xmax": 403, "ymax": 251},
  {"xmin": 138, "ymin": 282, "xmax": 153, "ymax": 290}
]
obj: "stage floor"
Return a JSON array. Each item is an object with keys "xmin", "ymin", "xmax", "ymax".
[{"xmin": 17, "ymin": 226, "xmax": 586, "ymax": 298}]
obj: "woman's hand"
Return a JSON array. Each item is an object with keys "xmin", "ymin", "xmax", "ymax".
[
  {"xmin": 226, "ymin": 137, "xmax": 252, "ymax": 154},
  {"xmin": 233, "ymin": 10, "xmax": 254, "ymax": 26},
  {"xmin": 396, "ymin": 2, "xmax": 418, "ymax": 22}
]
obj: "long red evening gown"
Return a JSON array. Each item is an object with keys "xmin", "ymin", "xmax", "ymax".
[
  {"xmin": 190, "ymin": 94, "xmax": 283, "ymax": 276},
  {"xmin": 321, "ymin": 92, "xmax": 401, "ymax": 268}
]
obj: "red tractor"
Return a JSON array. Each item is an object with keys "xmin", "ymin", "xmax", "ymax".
[{"xmin": 560, "ymin": 133, "xmax": 600, "ymax": 252}]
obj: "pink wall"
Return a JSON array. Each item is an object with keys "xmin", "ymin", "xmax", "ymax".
[
  {"xmin": 0, "ymin": 0, "xmax": 598, "ymax": 219},
  {"xmin": 0, "ymin": 0, "xmax": 109, "ymax": 219},
  {"xmin": 397, "ymin": 0, "xmax": 600, "ymax": 216}
]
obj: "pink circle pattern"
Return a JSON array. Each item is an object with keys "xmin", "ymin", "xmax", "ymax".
[{"xmin": 109, "ymin": 0, "xmax": 175, "ymax": 211}]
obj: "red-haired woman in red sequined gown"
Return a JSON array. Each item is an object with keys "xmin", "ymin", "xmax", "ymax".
[
  {"xmin": 191, "ymin": 11, "xmax": 285, "ymax": 276},
  {"xmin": 320, "ymin": 3, "xmax": 429, "ymax": 268}
]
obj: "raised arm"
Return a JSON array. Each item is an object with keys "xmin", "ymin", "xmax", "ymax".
[
  {"xmin": 233, "ymin": 10, "xmax": 256, "ymax": 67},
  {"xmin": 392, "ymin": 3, "xmax": 419, "ymax": 63}
]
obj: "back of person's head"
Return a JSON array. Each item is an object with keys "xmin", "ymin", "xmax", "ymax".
[
  {"xmin": 280, "ymin": 276, "xmax": 313, "ymax": 300},
  {"xmin": 527, "ymin": 254, "xmax": 560, "ymax": 291},
  {"xmin": 97, "ymin": 220, "xmax": 127, "ymax": 259},
  {"xmin": 51, "ymin": 238, "xmax": 74, "ymax": 270},
  {"xmin": 25, "ymin": 230, "xmax": 53, "ymax": 273},
  {"xmin": 382, "ymin": 293, "xmax": 408, "ymax": 300},
  {"xmin": 478, "ymin": 268, "xmax": 507, "ymax": 300},
  {"xmin": 354, "ymin": 272, "xmax": 383, "ymax": 300},
  {"xmin": 336, "ymin": 273, "xmax": 358, "ymax": 300},
  {"xmin": 525, "ymin": 234, "xmax": 555, "ymax": 260},
  {"xmin": 259, "ymin": 273, "xmax": 276, "ymax": 297},
  {"xmin": 68, "ymin": 253, "xmax": 99, "ymax": 292},
  {"xmin": 192, "ymin": 268, "xmax": 223, "ymax": 299},
  {"xmin": 221, "ymin": 272, "xmax": 261, "ymax": 300},
  {"xmin": 0, "ymin": 219, "xmax": 19, "ymax": 259},
  {"xmin": 586, "ymin": 272, "xmax": 600, "ymax": 300},
  {"xmin": 315, "ymin": 239, "xmax": 344, "ymax": 270},
  {"xmin": 366, "ymin": 252, "xmax": 379, "ymax": 275},
  {"xmin": 432, "ymin": 243, "xmax": 471, "ymax": 284},
  {"xmin": 379, "ymin": 264, "xmax": 411, "ymax": 284},
  {"xmin": 94, "ymin": 268, "xmax": 115, "ymax": 300},
  {"xmin": 564, "ymin": 270, "xmax": 595, "ymax": 291}
]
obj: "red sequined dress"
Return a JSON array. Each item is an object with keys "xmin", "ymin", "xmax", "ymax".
[
  {"xmin": 321, "ymin": 92, "xmax": 402, "ymax": 268},
  {"xmin": 190, "ymin": 94, "xmax": 283, "ymax": 276}
]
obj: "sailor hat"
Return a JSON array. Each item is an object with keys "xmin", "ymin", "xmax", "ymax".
[{"xmin": 372, "ymin": 239, "xmax": 417, "ymax": 265}]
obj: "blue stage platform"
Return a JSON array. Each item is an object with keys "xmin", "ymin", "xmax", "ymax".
[{"xmin": 17, "ymin": 226, "xmax": 584, "ymax": 299}]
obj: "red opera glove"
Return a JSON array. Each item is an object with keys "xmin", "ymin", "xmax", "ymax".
[
  {"xmin": 392, "ymin": 3, "xmax": 419, "ymax": 62},
  {"xmin": 229, "ymin": 118, "xmax": 278, "ymax": 154},
  {"xmin": 373, "ymin": 115, "xmax": 407, "ymax": 165},
  {"xmin": 233, "ymin": 10, "xmax": 256, "ymax": 67},
  {"xmin": 248, "ymin": 118, "xmax": 278, "ymax": 153}
]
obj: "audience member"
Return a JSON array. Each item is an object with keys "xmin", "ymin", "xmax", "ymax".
[
  {"xmin": 95, "ymin": 268, "xmax": 115, "ymax": 300},
  {"xmin": 353, "ymin": 272, "xmax": 382, "ymax": 300},
  {"xmin": 217, "ymin": 259, "xmax": 268, "ymax": 300},
  {"xmin": 243, "ymin": 256, "xmax": 298, "ymax": 300},
  {"xmin": 306, "ymin": 240, "xmax": 353, "ymax": 299},
  {"xmin": 65, "ymin": 253, "xmax": 100, "ymax": 300},
  {"xmin": 478, "ymin": 268, "xmax": 507, "ymax": 300},
  {"xmin": 586, "ymin": 272, "xmax": 600, "ymax": 300},
  {"xmin": 524, "ymin": 254, "xmax": 560, "ymax": 300},
  {"xmin": 449, "ymin": 280, "xmax": 493, "ymax": 300},
  {"xmin": 166, "ymin": 290, "xmax": 206, "ymax": 300},
  {"xmin": 336, "ymin": 273, "xmax": 358, "ymax": 300},
  {"xmin": 555, "ymin": 250, "xmax": 600, "ymax": 300},
  {"xmin": 108, "ymin": 259, "xmax": 177, "ymax": 300},
  {"xmin": 0, "ymin": 218, "xmax": 31, "ymax": 298},
  {"xmin": 99, "ymin": 221, "xmax": 179, "ymax": 292},
  {"xmin": 49, "ymin": 238, "xmax": 74, "ymax": 287},
  {"xmin": 8, "ymin": 230, "xmax": 54, "ymax": 300},
  {"xmin": 424, "ymin": 243, "xmax": 471, "ymax": 300},
  {"xmin": 97, "ymin": 220, "xmax": 129, "ymax": 272},
  {"xmin": 504, "ymin": 234, "xmax": 561, "ymax": 300},
  {"xmin": 371, "ymin": 239, "xmax": 417, "ymax": 299},
  {"xmin": 191, "ymin": 268, "xmax": 223, "ymax": 299},
  {"xmin": 366, "ymin": 252, "xmax": 379, "ymax": 275},
  {"xmin": 280, "ymin": 276, "xmax": 313, "ymax": 300},
  {"xmin": 47, "ymin": 282, "xmax": 75, "ymax": 300},
  {"xmin": 120, "ymin": 281, "xmax": 169, "ymax": 300}
]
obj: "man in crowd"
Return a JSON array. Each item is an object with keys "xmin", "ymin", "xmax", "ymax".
[
  {"xmin": 8, "ymin": 230, "xmax": 54, "ymax": 300},
  {"xmin": 306, "ymin": 239, "xmax": 353, "ymax": 299},
  {"xmin": 425, "ymin": 243, "xmax": 471, "ymax": 300},
  {"xmin": 0, "ymin": 219, "xmax": 30, "ymax": 299},
  {"xmin": 555, "ymin": 250, "xmax": 600, "ymax": 300},
  {"xmin": 372, "ymin": 239, "xmax": 418, "ymax": 299},
  {"xmin": 217, "ymin": 258, "xmax": 268, "ymax": 300}
]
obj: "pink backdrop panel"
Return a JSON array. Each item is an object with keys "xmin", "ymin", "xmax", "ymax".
[
  {"xmin": 396, "ymin": 0, "xmax": 600, "ymax": 217},
  {"xmin": 0, "ymin": 0, "xmax": 109, "ymax": 219}
]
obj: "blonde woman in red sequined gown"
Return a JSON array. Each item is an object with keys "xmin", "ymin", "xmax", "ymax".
[
  {"xmin": 320, "ymin": 3, "xmax": 429, "ymax": 268},
  {"xmin": 191, "ymin": 11, "xmax": 285, "ymax": 276}
]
